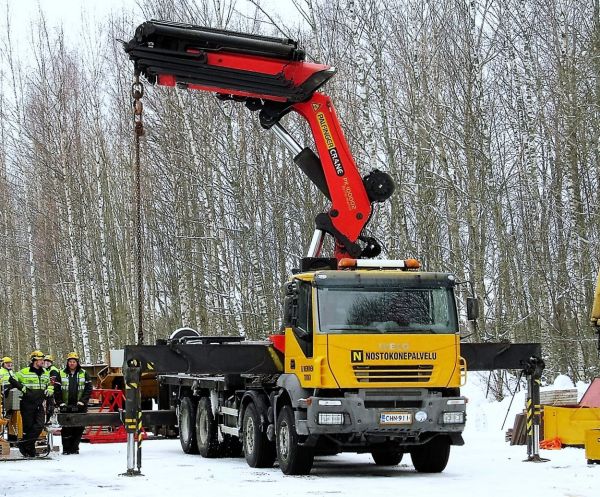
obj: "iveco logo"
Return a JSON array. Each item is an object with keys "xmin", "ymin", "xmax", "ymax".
[
  {"xmin": 379, "ymin": 343, "xmax": 410, "ymax": 351},
  {"xmin": 351, "ymin": 350, "xmax": 363, "ymax": 363}
]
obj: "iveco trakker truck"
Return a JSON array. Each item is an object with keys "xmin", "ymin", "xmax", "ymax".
[{"xmin": 123, "ymin": 20, "xmax": 473, "ymax": 475}]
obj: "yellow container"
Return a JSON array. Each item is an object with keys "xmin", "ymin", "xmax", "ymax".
[
  {"xmin": 0, "ymin": 439, "xmax": 9, "ymax": 459},
  {"xmin": 586, "ymin": 429, "xmax": 600, "ymax": 463},
  {"xmin": 543, "ymin": 406, "xmax": 600, "ymax": 445}
]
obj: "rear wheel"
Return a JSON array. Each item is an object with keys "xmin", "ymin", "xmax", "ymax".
[
  {"xmin": 179, "ymin": 397, "xmax": 199, "ymax": 454},
  {"xmin": 242, "ymin": 402, "xmax": 275, "ymax": 467},
  {"xmin": 411, "ymin": 436, "xmax": 451, "ymax": 473},
  {"xmin": 196, "ymin": 397, "xmax": 220, "ymax": 457},
  {"xmin": 276, "ymin": 405, "xmax": 314, "ymax": 475},
  {"xmin": 371, "ymin": 449, "xmax": 403, "ymax": 466}
]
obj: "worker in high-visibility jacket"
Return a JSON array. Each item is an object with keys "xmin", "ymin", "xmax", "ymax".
[
  {"xmin": 1, "ymin": 356, "xmax": 14, "ymax": 395},
  {"xmin": 8, "ymin": 350, "xmax": 54, "ymax": 457},
  {"xmin": 1, "ymin": 356, "xmax": 14, "ymax": 415},
  {"xmin": 44, "ymin": 355, "xmax": 61, "ymax": 386},
  {"xmin": 56, "ymin": 352, "xmax": 92, "ymax": 455},
  {"xmin": 44, "ymin": 355, "xmax": 61, "ymax": 422},
  {"xmin": 1, "ymin": 356, "xmax": 18, "ymax": 441}
]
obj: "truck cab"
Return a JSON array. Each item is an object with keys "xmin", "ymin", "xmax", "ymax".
[{"xmin": 272, "ymin": 260, "xmax": 467, "ymax": 473}]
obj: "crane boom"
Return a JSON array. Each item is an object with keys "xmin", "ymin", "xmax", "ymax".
[{"xmin": 124, "ymin": 20, "xmax": 394, "ymax": 261}]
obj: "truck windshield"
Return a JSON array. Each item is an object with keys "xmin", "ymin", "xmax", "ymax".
[{"xmin": 317, "ymin": 287, "xmax": 457, "ymax": 334}]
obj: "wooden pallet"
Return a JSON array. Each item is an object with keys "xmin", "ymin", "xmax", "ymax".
[{"xmin": 540, "ymin": 389, "xmax": 578, "ymax": 406}]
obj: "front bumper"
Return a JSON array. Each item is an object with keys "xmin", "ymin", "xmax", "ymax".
[{"xmin": 295, "ymin": 389, "xmax": 466, "ymax": 443}]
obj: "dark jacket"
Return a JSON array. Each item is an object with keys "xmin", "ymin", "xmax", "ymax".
[{"xmin": 56, "ymin": 365, "xmax": 92, "ymax": 406}]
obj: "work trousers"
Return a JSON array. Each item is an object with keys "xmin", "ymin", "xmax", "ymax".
[
  {"xmin": 19, "ymin": 400, "xmax": 45, "ymax": 456},
  {"xmin": 61, "ymin": 426, "xmax": 85, "ymax": 454}
]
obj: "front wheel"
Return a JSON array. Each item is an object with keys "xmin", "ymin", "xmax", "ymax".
[
  {"xmin": 410, "ymin": 436, "xmax": 451, "ymax": 473},
  {"xmin": 242, "ymin": 402, "xmax": 275, "ymax": 467},
  {"xmin": 178, "ymin": 397, "xmax": 199, "ymax": 454},
  {"xmin": 276, "ymin": 405, "xmax": 314, "ymax": 475}
]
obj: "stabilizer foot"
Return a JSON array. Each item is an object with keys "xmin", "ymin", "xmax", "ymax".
[
  {"xmin": 120, "ymin": 469, "xmax": 144, "ymax": 476},
  {"xmin": 523, "ymin": 455, "xmax": 550, "ymax": 463}
]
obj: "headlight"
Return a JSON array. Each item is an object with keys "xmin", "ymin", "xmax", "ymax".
[
  {"xmin": 318, "ymin": 413, "xmax": 344, "ymax": 425},
  {"xmin": 318, "ymin": 400, "xmax": 342, "ymax": 406},
  {"xmin": 442, "ymin": 412, "xmax": 464, "ymax": 424},
  {"xmin": 415, "ymin": 410, "xmax": 428, "ymax": 422}
]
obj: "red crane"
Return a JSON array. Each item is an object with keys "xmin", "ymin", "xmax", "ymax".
[{"xmin": 124, "ymin": 20, "xmax": 394, "ymax": 265}]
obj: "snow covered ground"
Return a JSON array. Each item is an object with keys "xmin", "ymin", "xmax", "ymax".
[{"xmin": 2, "ymin": 374, "xmax": 597, "ymax": 497}]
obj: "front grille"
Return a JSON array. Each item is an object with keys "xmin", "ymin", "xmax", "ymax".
[
  {"xmin": 353, "ymin": 364, "xmax": 433, "ymax": 383},
  {"xmin": 364, "ymin": 399, "xmax": 423, "ymax": 408}
]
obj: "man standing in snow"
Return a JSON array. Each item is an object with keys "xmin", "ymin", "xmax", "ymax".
[
  {"xmin": 1, "ymin": 356, "xmax": 14, "ymax": 419},
  {"xmin": 9, "ymin": 350, "xmax": 54, "ymax": 457},
  {"xmin": 1, "ymin": 356, "xmax": 19, "ymax": 441},
  {"xmin": 57, "ymin": 352, "xmax": 92, "ymax": 455},
  {"xmin": 44, "ymin": 355, "xmax": 61, "ymax": 385},
  {"xmin": 44, "ymin": 355, "xmax": 61, "ymax": 422},
  {"xmin": 0, "ymin": 356, "xmax": 14, "ymax": 397}
]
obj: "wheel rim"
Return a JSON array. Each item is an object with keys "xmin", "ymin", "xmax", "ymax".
[
  {"xmin": 245, "ymin": 416, "xmax": 255, "ymax": 455},
  {"xmin": 279, "ymin": 420, "xmax": 290, "ymax": 460}
]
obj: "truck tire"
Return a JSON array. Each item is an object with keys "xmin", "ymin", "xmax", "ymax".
[
  {"xmin": 410, "ymin": 436, "xmax": 450, "ymax": 473},
  {"xmin": 179, "ymin": 397, "xmax": 199, "ymax": 454},
  {"xmin": 196, "ymin": 397, "xmax": 220, "ymax": 457},
  {"xmin": 242, "ymin": 402, "xmax": 275, "ymax": 467},
  {"xmin": 276, "ymin": 405, "xmax": 314, "ymax": 475},
  {"xmin": 371, "ymin": 449, "xmax": 403, "ymax": 466}
]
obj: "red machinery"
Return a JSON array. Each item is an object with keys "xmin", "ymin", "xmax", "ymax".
[
  {"xmin": 83, "ymin": 389, "xmax": 146, "ymax": 444},
  {"xmin": 124, "ymin": 20, "xmax": 395, "ymax": 264}
]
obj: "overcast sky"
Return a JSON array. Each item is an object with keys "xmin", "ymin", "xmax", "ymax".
[
  {"xmin": 3, "ymin": 0, "xmax": 137, "ymax": 31},
  {"xmin": 0, "ymin": 0, "xmax": 302, "ymax": 73},
  {"xmin": 1, "ymin": 0, "xmax": 299, "ymax": 33}
]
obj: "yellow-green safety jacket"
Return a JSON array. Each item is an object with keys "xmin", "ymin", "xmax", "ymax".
[
  {"xmin": 59, "ymin": 369, "xmax": 92, "ymax": 405},
  {"xmin": 0, "ymin": 367, "xmax": 12, "ymax": 386},
  {"xmin": 10, "ymin": 366, "xmax": 53, "ymax": 402},
  {"xmin": 47, "ymin": 365, "xmax": 60, "ymax": 375},
  {"xmin": 47, "ymin": 365, "xmax": 61, "ymax": 389}
]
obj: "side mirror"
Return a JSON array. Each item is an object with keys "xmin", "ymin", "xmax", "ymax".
[
  {"xmin": 283, "ymin": 282, "xmax": 298, "ymax": 328},
  {"xmin": 466, "ymin": 297, "xmax": 480, "ymax": 321}
]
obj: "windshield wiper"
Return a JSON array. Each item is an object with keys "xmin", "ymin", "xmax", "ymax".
[{"xmin": 327, "ymin": 325, "xmax": 380, "ymax": 331}]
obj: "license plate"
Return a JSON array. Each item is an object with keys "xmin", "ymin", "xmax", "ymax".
[{"xmin": 379, "ymin": 412, "xmax": 412, "ymax": 425}]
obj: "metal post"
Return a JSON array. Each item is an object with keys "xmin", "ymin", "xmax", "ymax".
[
  {"xmin": 122, "ymin": 360, "xmax": 143, "ymax": 476},
  {"xmin": 523, "ymin": 357, "xmax": 548, "ymax": 463},
  {"xmin": 137, "ymin": 407, "xmax": 143, "ymax": 471},
  {"xmin": 525, "ymin": 373, "xmax": 534, "ymax": 457}
]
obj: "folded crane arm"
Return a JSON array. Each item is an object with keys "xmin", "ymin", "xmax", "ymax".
[{"xmin": 125, "ymin": 20, "xmax": 395, "ymax": 260}]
